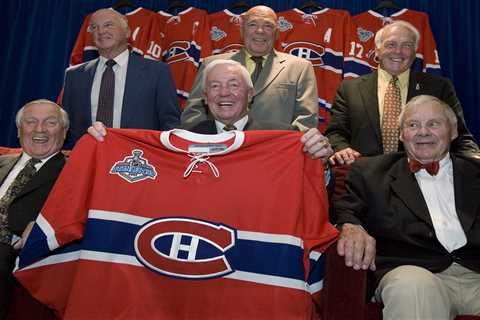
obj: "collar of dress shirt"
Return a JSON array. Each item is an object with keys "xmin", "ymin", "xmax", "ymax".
[{"xmin": 215, "ymin": 115, "xmax": 249, "ymax": 133}]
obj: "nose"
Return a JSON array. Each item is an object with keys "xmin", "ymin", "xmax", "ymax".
[
  {"xmin": 416, "ymin": 125, "xmax": 431, "ymax": 136},
  {"xmin": 219, "ymin": 85, "xmax": 231, "ymax": 96},
  {"xmin": 34, "ymin": 121, "xmax": 46, "ymax": 132}
]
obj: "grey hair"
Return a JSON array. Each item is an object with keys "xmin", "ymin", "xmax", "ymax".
[
  {"xmin": 201, "ymin": 59, "xmax": 254, "ymax": 92},
  {"xmin": 374, "ymin": 20, "xmax": 420, "ymax": 50},
  {"xmin": 398, "ymin": 95, "xmax": 457, "ymax": 129},
  {"xmin": 88, "ymin": 8, "xmax": 129, "ymax": 33},
  {"xmin": 16, "ymin": 99, "xmax": 70, "ymax": 131}
]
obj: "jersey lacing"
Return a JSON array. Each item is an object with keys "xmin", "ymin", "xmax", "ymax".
[{"xmin": 183, "ymin": 153, "xmax": 220, "ymax": 178}]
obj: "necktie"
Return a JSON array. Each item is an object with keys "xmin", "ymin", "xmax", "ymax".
[
  {"xmin": 0, "ymin": 158, "xmax": 40, "ymax": 244},
  {"xmin": 409, "ymin": 159, "xmax": 440, "ymax": 176},
  {"xmin": 223, "ymin": 124, "xmax": 237, "ymax": 131},
  {"xmin": 250, "ymin": 56, "xmax": 263, "ymax": 84},
  {"xmin": 96, "ymin": 59, "xmax": 116, "ymax": 127},
  {"xmin": 381, "ymin": 76, "xmax": 401, "ymax": 153}
]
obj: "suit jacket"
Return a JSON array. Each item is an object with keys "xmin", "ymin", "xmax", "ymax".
[
  {"xmin": 0, "ymin": 152, "xmax": 66, "ymax": 236},
  {"xmin": 0, "ymin": 152, "xmax": 66, "ymax": 312},
  {"xmin": 62, "ymin": 52, "xmax": 180, "ymax": 149},
  {"xmin": 325, "ymin": 70, "xmax": 479, "ymax": 157},
  {"xmin": 333, "ymin": 153, "xmax": 480, "ymax": 286},
  {"xmin": 180, "ymin": 49, "xmax": 319, "ymax": 131},
  {"xmin": 187, "ymin": 117, "xmax": 296, "ymax": 134}
]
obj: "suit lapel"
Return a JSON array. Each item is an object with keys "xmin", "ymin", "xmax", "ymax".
[
  {"xmin": 389, "ymin": 158, "xmax": 434, "ymax": 226},
  {"xmin": 451, "ymin": 156, "xmax": 480, "ymax": 233},
  {"xmin": 253, "ymin": 51, "xmax": 286, "ymax": 96},
  {"xmin": 406, "ymin": 70, "xmax": 425, "ymax": 101},
  {"xmin": 18, "ymin": 153, "xmax": 65, "ymax": 196},
  {"xmin": 359, "ymin": 71, "xmax": 382, "ymax": 142},
  {"xmin": 0, "ymin": 156, "xmax": 20, "ymax": 185},
  {"xmin": 121, "ymin": 53, "xmax": 145, "ymax": 127},
  {"xmin": 230, "ymin": 50, "xmax": 246, "ymax": 64}
]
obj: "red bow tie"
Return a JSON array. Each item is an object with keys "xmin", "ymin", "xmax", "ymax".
[{"xmin": 409, "ymin": 159, "xmax": 440, "ymax": 176}]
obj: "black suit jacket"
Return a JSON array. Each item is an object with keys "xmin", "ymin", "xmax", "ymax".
[
  {"xmin": 187, "ymin": 117, "xmax": 296, "ymax": 134},
  {"xmin": 0, "ymin": 152, "xmax": 66, "ymax": 314},
  {"xmin": 2, "ymin": 153, "xmax": 66, "ymax": 235},
  {"xmin": 333, "ymin": 153, "xmax": 480, "ymax": 286},
  {"xmin": 62, "ymin": 52, "xmax": 180, "ymax": 149},
  {"xmin": 325, "ymin": 70, "xmax": 479, "ymax": 157}
]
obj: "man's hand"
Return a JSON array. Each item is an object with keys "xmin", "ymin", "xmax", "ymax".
[
  {"xmin": 337, "ymin": 223, "xmax": 376, "ymax": 271},
  {"xmin": 13, "ymin": 221, "xmax": 35, "ymax": 250},
  {"xmin": 87, "ymin": 121, "xmax": 107, "ymax": 142},
  {"xmin": 329, "ymin": 147, "xmax": 361, "ymax": 165},
  {"xmin": 301, "ymin": 128, "xmax": 333, "ymax": 162}
]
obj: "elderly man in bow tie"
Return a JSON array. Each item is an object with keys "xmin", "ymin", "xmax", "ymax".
[{"xmin": 332, "ymin": 94, "xmax": 480, "ymax": 319}]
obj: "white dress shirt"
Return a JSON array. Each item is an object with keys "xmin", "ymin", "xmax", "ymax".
[
  {"xmin": 414, "ymin": 154, "xmax": 467, "ymax": 252},
  {"xmin": 215, "ymin": 115, "xmax": 249, "ymax": 133},
  {"xmin": 91, "ymin": 49, "xmax": 129, "ymax": 128}
]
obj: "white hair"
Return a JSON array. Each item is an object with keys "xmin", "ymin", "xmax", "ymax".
[
  {"xmin": 201, "ymin": 59, "xmax": 253, "ymax": 92},
  {"xmin": 16, "ymin": 99, "xmax": 70, "ymax": 131},
  {"xmin": 374, "ymin": 20, "xmax": 420, "ymax": 50},
  {"xmin": 398, "ymin": 95, "xmax": 457, "ymax": 129}
]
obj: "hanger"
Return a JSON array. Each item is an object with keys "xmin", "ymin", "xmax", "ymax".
[
  {"xmin": 228, "ymin": 1, "xmax": 250, "ymax": 14},
  {"xmin": 374, "ymin": 0, "xmax": 400, "ymax": 11},
  {"xmin": 299, "ymin": 0, "xmax": 324, "ymax": 12},
  {"xmin": 112, "ymin": 0, "xmax": 136, "ymax": 10},
  {"xmin": 166, "ymin": 0, "xmax": 190, "ymax": 15}
]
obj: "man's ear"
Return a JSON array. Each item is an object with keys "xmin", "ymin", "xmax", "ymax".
[{"xmin": 247, "ymin": 88, "xmax": 255, "ymax": 103}]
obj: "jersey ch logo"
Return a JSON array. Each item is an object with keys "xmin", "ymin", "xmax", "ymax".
[
  {"xmin": 134, "ymin": 217, "xmax": 236, "ymax": 279},
  {"xmin": 282, "ymin": 41, "xmax": 325, "ymax": 66}
]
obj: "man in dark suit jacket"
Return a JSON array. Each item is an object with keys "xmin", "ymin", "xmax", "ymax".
[
  {"xmin": 0, "ymin": 99, "xmax": 68, "ymax": 318},
  {"xmin": 89, "ymin": 59, "xmax": 333, "ymax": 162},
  {"xmin": 333, "ymin": 95, "xmax": 480, "ymax": 319},
  {"xmin": 181, "ymin": 5, "xmax": 319, "ymax": 132},
  {"xmin": 326, "ymin": 20, "xmax": 479, "ymax": 165},
  {"xmin": 61, "ymin": 8, "xmax": 179, "ymax": 149}
]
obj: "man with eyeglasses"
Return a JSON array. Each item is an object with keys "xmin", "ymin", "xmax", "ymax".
[
  {"xmin": 61, "ymin": 8, "xmax": 180, "ymax": 149},
  {"xmin": 181, "ymin": 5, "xmax": 319, "ymax": 132},
  {"xmin": 326, "ymin": 20, "xmax": 479, "ymax": 165}
]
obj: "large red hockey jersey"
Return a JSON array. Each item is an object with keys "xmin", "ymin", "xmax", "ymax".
[
  {"xmin": 15, "ymin": 129, "xmax": 338, "ymax": 319},
  {"xmin": 69, "ymin": 7, "xmax": 163, "ymax": 65},
  {"xmin": 276, "ymin": 8, "xmax": 354, "ymax": 132},
  {"xmin": 345, "ymin": 8, "xmax": 442, "ymax": 77},
  {"xmin": 209, "ymin": 9, "xmax": 244, "ymax": 55},
  {"xmin": 157, "ymin": 7, "xmax": 212, "ymax": 108}
]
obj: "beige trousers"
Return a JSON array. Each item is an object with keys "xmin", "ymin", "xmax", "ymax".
[{"xmin": 375, "ymin": 263, "xmax": 480, "ymax": 320}]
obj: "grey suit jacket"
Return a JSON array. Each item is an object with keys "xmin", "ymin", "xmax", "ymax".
[
  {"xmin": 180, "ymin": 49, "xmax": 319, "ymax": 131},
  {"xmin": 333, "ymin": 153, "xmax": 480, "ymax": 287},
  {"xmin": 325, "ymin": 70, "xmax": 479, "ymax": 157},
  {"xmin": 62, "ymin": 52, "xmax": 180, "ymax": 149}
]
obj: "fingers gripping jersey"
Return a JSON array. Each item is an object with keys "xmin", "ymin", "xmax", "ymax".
[
  {"xmin": 276, "ymin": 8, "xmax": 355, "ymax": 132},
  {"xmin": 345, "ymin": 9, "xmax": 442, "ymax": 77},
  {"xmin": 15, "ymin": 129, "xmax": 338, "ymax": 319}
]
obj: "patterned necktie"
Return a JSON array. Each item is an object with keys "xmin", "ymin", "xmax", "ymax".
[
  {"xmin": 409, "ymin": 159, "xmax": 440, "ymax": 176},
  {"xmin": 381, "ymin": 76, "xmax": 401, "ymax": 153},
  {"xmin": 96, "ymin": 59, "xmax": 116, "ymax": 127},
  {"xmin": 0, "ymin": 158, "xmax": 40, "ymax": 244},
  {"xmin": 250, "ymin": 56, "xmax": 264, "ymax": 84},
  {"xmin": 223, "ymin": 124, "xmax": 237, "ymax": 131}
]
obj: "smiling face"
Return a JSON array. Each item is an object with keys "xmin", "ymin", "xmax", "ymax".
[
  {"xmin": 18, "ymin": 102, "xmax": 66, "ymax": 159},
  {"xmin": 376, "ymin": 24, "xmax": 417, "ymax": 76},
  {"xmin": 400, "ymin": 101, "xmax": 457, "ymax": 163},
  {"xmin": 89, "ymin": 9, "xmax": 130, "ymax": 59},
  {"xmin": 240, "ymin": 6, "xmax": 278, "ymax": 57},
  {"xmin": 203, "ymin": 64, "xmax": 254, "ymax": 125}
]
